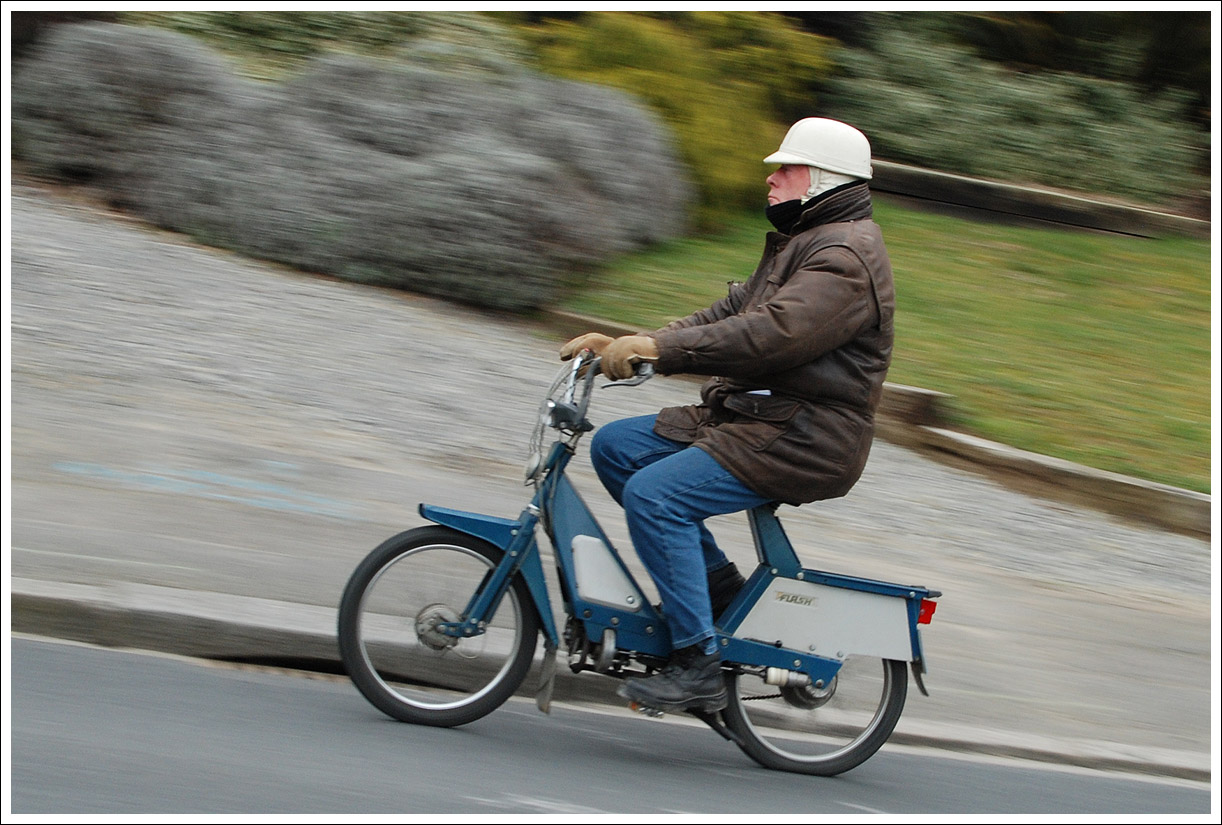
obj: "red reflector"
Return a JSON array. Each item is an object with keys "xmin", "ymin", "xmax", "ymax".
[{"xmin": 918, "ymin": 599, "xmax": 937, "ymax": 624}]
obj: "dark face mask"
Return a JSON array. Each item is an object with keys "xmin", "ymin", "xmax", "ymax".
[{"xmin": 765, "ymin": 198, "xmax": 804, "ymax": 233}]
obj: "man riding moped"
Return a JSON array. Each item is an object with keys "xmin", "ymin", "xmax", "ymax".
[{"xmin": 560, "ymin": 117, "xmax": 896, "ymax": 714}]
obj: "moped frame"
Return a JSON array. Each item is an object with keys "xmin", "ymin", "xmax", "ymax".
[{"xmin": 419, "ymin": 376, "xmax": 938, "ymax": 703}]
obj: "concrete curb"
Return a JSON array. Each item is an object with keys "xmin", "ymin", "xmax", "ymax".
[
  {"xmin": 871, "ymin": 160, "xmax": 1209, "ymax": 239},
  {"xmin": 10, "ymin": 578, "xmax": 1211, "ymax": 783},
  {"xmin": 880, "ymin": 420, "xmax": 1213, "ymax": 541},
  {"xmin": 538, "ymin": 311, "xmax": 1211, "ymax": 541}
]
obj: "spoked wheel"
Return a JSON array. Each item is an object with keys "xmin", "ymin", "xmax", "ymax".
[
  {"xmin": 337, "ymin": 526, "xmax": 539, "ymax": 727},
  {"xmin": 721, "ymin": 657, "xmax": 908, "ymax": 776}
]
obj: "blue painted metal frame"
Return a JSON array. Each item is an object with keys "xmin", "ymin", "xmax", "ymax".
[
  {"xmin": 416, "ymin": 443, "xmax": 937, "ymax": 682},
  {"xmin": 544, "ymin": 474, "xmax": 672, "ymax": 658},
  {"xmin": 418, "ymin": 502, "xmax": 560, "ymax": 647},
  {"xmin": 730, "ymin": 505, "xmax": 936, "ymax": 669}
]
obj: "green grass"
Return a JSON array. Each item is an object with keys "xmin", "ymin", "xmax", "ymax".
[{"xmin": 557, "ymin": 198, "xmax": 1212, "ymax": 493}]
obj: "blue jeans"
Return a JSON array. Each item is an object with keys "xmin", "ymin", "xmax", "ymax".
[{"xmin": 589, "ymin": 414, "xmax": 770, "ymax": 654}]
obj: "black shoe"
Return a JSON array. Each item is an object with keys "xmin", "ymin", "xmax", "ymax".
[
  {"xmin": 708, "ymin": 563, "xmax": 746, "ymax": 617},
  {"xmin": 618, "ymin": 645, "xmax": 728, "ymax": 713}
]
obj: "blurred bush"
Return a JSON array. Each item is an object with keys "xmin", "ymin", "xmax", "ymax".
[
  {"xmin": 816, "ymin": 16, "xmax": 1206, "ymax": 209},
  {"xmin": 11, "ymin": 22, "xmax": 691, "ymax": 311},
  {"xmin": 11, "ymin": 10, "xmax": 118, "ymax": 59},
  {"xmin": 515, "ymin": 12, "xmax": 834, "ymax": 228},
  {"xmin": 118, "ymin": 10, "xmax": 532, "ymax": 79},
  {"xmin": 942, "ymin": 11, "xmax": 1212, "ymax": 129}
]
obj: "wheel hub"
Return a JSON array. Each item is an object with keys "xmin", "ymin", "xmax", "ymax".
[
  {"xmin": 415, "ymin": 603, "xmax": 461, "ymax": 651},
  {"xmin": 781, "ymin": 675, "xmax": 837, "ymax": 709}
]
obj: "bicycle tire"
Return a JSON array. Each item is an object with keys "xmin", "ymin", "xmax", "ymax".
[
  {"xmin": 722, "ymin": 657, "xmax": 908, "ymax": 776},
  {"xmin": 337, "ymin": 526, "xmax": 539, "ymax": 727}
]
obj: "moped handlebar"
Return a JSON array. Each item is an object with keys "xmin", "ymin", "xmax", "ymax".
[
  {"xmin": 602, "ymin": 360, "xmax": 656, "ymax": 387},
  {"xmin": 547, "ymin": 353, "xmax": 654, "ymax": 440}
]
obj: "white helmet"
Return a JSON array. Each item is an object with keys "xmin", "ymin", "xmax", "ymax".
[{"xmin": 764, "ymin": 117, "xmax": 873, "ymax": 180}]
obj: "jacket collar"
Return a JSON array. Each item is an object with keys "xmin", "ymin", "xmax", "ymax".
[{"xmin": 791, "ymin": 181, "xmax": 873, "ymax": 234}]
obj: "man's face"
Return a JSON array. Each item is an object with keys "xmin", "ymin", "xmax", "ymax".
[{"xmin": 766, "ymin": 164, "xmax": 811, "ymax": 205}]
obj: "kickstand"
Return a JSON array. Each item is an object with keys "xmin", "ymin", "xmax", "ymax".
[{"xmin": 687, "ymin": 709, "xmax": 743, "ymax": 748}]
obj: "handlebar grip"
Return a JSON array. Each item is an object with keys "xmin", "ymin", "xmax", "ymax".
[{"xmin": 603, "ymin": 360, "xmax": 655, "ymax": 387}]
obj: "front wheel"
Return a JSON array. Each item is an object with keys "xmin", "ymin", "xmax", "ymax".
[
  {"xmin": 721, "ymin": 657, "xmax": 908, "ymax": 776},
  {"xmin": 337, "ymin": 526, "xmax": 539, "ymax": 727}
]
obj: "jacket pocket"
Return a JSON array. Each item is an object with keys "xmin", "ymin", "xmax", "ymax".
[
  {"xmin": 721, "ymin": 393, "xmax": 802, "ymax": 450},
  {"xmin": 654, "ymin": 405, "xmax": 706, "ymax": 444},
  {"xmin": 758, "ymin": 271, "xmax": 788, "ymax": 305}
]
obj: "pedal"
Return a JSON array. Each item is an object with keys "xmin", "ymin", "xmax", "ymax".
[{"xmin": 628, "ymin": 701, "xmax": 666, "ymax": 718}]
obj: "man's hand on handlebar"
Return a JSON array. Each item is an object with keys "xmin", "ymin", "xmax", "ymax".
[
  {"xmin": 559, "ymin": 331, "xmax": 658, "ymax": 381},
  {"xmin": 559, "ymin": 333, "xmax": 614, "ymax": 361},
  {"xmin": 600, "ymin": 335, "xmax": 659, "ymax": 381}
]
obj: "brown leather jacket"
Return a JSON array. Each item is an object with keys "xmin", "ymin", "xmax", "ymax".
[{"xmin": 648, "ymin": 182, "xmax": 894, "ymax": 505}]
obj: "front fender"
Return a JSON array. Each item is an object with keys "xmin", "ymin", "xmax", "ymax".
[{"xmin": 419, "ymin": 503, "xmax": 521, "ymax": 548}]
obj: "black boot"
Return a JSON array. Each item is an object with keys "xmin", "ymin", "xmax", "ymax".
[
  {"xmin": 707, "ymin": 562, "xmax": 746, "ymax": 617},
  {"xmin": 618, "ymin": 644, "xmax": 728, "ymax": 713}
]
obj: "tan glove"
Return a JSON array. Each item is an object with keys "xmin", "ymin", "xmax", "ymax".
[
  {"xmin": 600, "ymin": 335, "xmax": 659, "ymax": 380},
  {"xmin": 559, "ymin": 332, "xmax": 614, "ymax": 361}
]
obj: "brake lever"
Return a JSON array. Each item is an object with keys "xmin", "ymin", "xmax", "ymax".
[{"xmin": 604, "ymin": 362, "xmax": 655, "ymax": 388}]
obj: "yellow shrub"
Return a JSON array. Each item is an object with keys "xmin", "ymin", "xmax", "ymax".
[{"xmin": 518, "ymin": 12, "xmax": 833, "ymax": 229}]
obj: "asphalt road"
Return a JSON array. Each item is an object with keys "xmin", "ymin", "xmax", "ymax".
[{"xmin": 10, "ymin": 637, "xmax": 1212, "ymax": 815}]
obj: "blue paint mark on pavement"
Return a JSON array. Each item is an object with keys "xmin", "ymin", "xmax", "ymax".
[{"xmin": 53, "ymin": 461, "xmax": 357, "ymax": 519}]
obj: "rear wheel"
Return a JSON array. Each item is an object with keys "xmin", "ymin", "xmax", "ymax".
[
  {"xmin": 722, "ymin": 657, "xmax": 907, "ymax": 776},
  {"xmin": 337, "ymin": 526, "xmax": 539, "ymax": 727}
]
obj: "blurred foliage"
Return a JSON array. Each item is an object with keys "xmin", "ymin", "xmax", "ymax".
[
  {"xmin": 557, "ymin": 202, "xmax": 1211, "ymax": 493},
  {"xmin": 815, "ymin": 13, "xmax": 1207, "ymax": 209},
  {"xmin": 120, "ymin": 10, "xmax": 828, "ymax": 227},
  {"xmin": 943, "ymin": 11, "xmax": 1213, "ymax": 126},
  {"xmin": 115, "ymin": 10, "xmax": 1208, "ymax": 219},
  {"xmin": 13, "ymin": 22, "xmax": 690, "ymax": 312},
  {"xmin": 512, "ymin": 11, "xmax": 834, "ymax": 228},
  {"xmin": 11, "ymin": 11, "xmax": 119, "ymax": 60},
  {"xmin": 120, "ymin": 10, "xmax": 529, "ymax": 79},
  {"xmin": 785, "ymin": 11, "xmax": 1211, "ymax": 127}
]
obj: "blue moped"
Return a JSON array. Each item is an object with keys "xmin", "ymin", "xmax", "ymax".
[{"xmin": 338, "ymin": 352, "xmax": 940, "ymax": 775}]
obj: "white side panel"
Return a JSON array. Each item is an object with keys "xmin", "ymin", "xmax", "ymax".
[
  {"xmin": 572, "ymin": 534, "xmax": 645, "ymax": 612},
  {"xmin": 734, "ymin": 578, "xmax": 913, "ymax": 661}
]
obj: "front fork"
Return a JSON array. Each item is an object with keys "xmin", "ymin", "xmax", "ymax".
[{"xmin": 417, "ymin": 502, "xmax": 560, "ymax": 649}]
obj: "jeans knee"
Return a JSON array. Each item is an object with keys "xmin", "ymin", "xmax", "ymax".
[
  {"xmin": 622, "ymin": 474, "xmax": 668, "ymax": 521},
  {"xmin": 589, "ymin": 427, "xmax": 621, "ymax": 481},
  {"xmin": 589, "ymin": 426, "xmax": 612, "ymax": 465}
]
